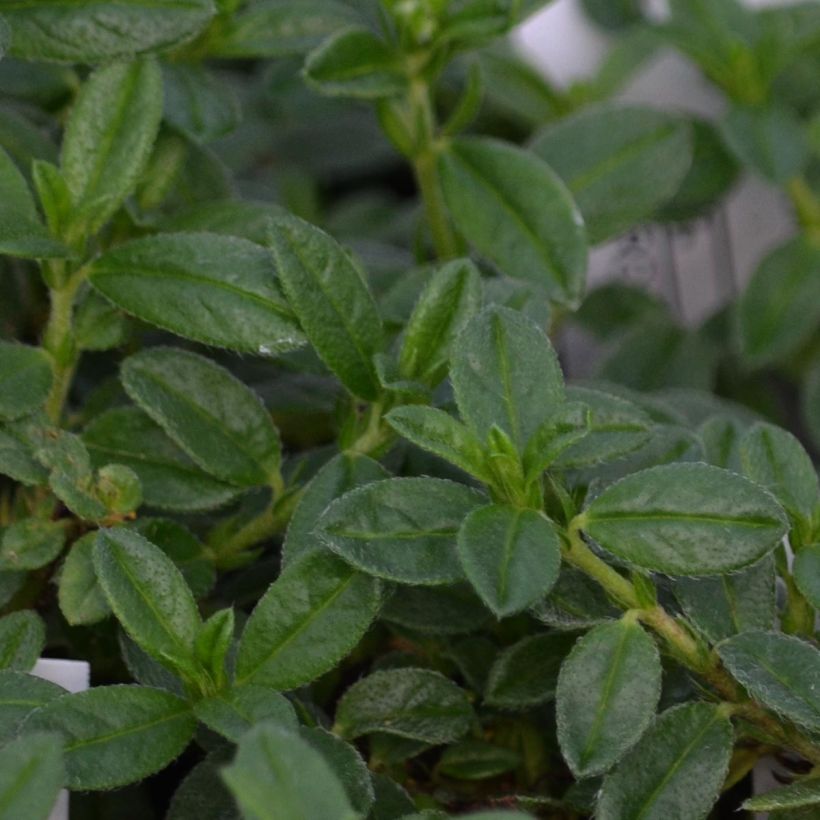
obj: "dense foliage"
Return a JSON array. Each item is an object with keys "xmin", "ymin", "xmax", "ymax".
[{"xmin": 1, "ymin": 1, "xmax": 820, "ymax": 819}]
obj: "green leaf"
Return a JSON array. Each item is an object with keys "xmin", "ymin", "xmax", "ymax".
[
  {"xmin": 385, "ymin": 406, "xmax": 491, "ymax": 482},
  {"xmin": 121, "ymin": 347, "xmax": 281, "ymax": 487},
  {"xmin": 522, "ymin": 402, "xmax": 591, "ymax": 479},
  {"xmin": 335, "ymin": 668, "xmax": 473, "ymax": 743},
  {"xmin": 451, "ymin": 306, "xmax": 564, "ymax": 452},
  {"xmin": 485, "ymin": 632, "xmax": 577, "ymax": 710},
  {"xmin": 89, "ymin": 232, "xmax": 304, "ymax": 355},
  {"xmin": 440, "ymin": 137, "xmax": 587, "ymax": 306},
  {"xmin": 305, "ymin": 27, "xmax": 407, "ymax": 99},
  {"xmin": 0, "ymin": 732, "xmax": 64, "ymax": 820},
  {"xmin": 580, "ymin": 463, "xmax": 788, "ymax": 575},
  {"xmin": 381, "ymin": 583, "xmax": 492, "ymax": 636},
  {"xmin": 673, "ymin": 555, "xmax": 775, "ymax": 643},
  {"xmin": 740, "ymin": 422, "xmax": 818, "ymax": 531},
  {"xmin": 84, "ymin": 406, "xmax": 241, "ymax": 512},
  {"xmin": 211, "ymin": 0, "xmax": 360, "ymax": 58},
  {"xmin": 58, "ymin": 533, "xmax": 111, "ymax": 626},
  {"xmin": 93, "ymin": 528, "xmax": 201, "ymax": 678},
  {"xmin": 61, "ymin": 59, "xmax": 163, "ymax": 234},
  {"xmin": 794, "ymin": 545, "xmax": 820, "ymax": 610},
  {"xmin": 268, "ymin": 215, "xmax": 383, "ymax": 399},
  {"xmin": 162, "ymin": 64, "xmax": 240, "ymax": 144},
  {"xmin": 4, "ymin": 0, "xmax": 215, "ymax": 63},
  {"xmin": 0, "ymin": 343, "xmax": 53, "ymax": 421},
  {"xmin": 0, "ymin": 610, "xmax": 45, "ymax": 671},
  {"xmin": 221, "ymin": 724, "xmax": 359, "ymax": 820},
  {"xmin": 0, "ymin": 519, "xmax": 65, "ymax": 571},
  {"xmin": 399, "ymin": 258, "xmax": 482, "ymax": 386},
  {"xmin": 370, "ymin": 772, "xmax": 415, "ymax": 819},
  {"xmin": 533, "ymin": 566, "xmax": 620, "ymax": 631},
  {"xmin": 556, "ymin": 617, "xmax": 661, "ymax": 778},
  {"xmin": 194, "ymin": 607, "xmax": 234, "ymax": 687},
  {"xmin": 235, "ymin": 551, "xmax": 381, "ymax": 689},
  {"xmin": 194, "ymin": 685, "xmax": 298, "ymax": 742},
  {"xmin": 74, "ymin": 290, "xmax": 130, "ymax": 352},
  {"xmin": 597, "ymin": 703, "xmax": 733, "ymax": 820},
  {"xmin": 300, "ymin": 726, "xmax": 374, "ymax": 816},
  {"xmin": 718, "ymin": 631, "xmax": 820, "ymax": 732},
  {"xmin": 25, "ymin": 685, "xmax": 195, "ymax": 791},
  {"xmin": 457, "ymin": 504, "xmax": 560, "ymax": 617},
  {"xmin": 282, "ymin": 452, "xmax": 389, "ymax": 565},
  {"xmin": 167, "ymin": 751, "xmax": 238, "ymax": 820},
  {"xmin": 744, "ymin": 777, "xmax": 820, "ymax": 812},
  {"xmin": 737, "ymin": 238, "xmax": 820, "ymax": 367},
  {"xmin": 720, "ymin": 103, "xmax": 809, "ymax": 183},
  {"xmin": 164, "ymin": 200, "xmax": 288, "ymax": 244},
  {"xmin": 437, "ymin": 740, "xmax": 520, "ymax": 781},
  {"xmin": 531, "ymin": 105, "xmax": 692, "ymax": 244},
  {"xmin": 0, "ymin": 146, "xmax": 66, "ymax": 259},
  {"xmin": 316, "ymin": 477, "xmax": 485, "ymax": 584},
  {"xmin": 0, "ymin": 427, "xmax": 47, "ymax": 486},
  {"xmin": 0, "ymin": 671, "xmax": 65, "ymax": 744}
]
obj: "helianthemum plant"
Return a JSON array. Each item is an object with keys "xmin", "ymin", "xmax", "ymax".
[{"xmin": 1, "ymin": 2, "xmax": 820, "ymax": 820}]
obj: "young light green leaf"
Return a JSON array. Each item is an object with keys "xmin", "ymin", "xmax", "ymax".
[
  {"xmin": 305, "ymin": 27, "xmax": 407, "ymax": 99},
  {"xmin": 235, "ymin": 551, "xmax": 381, "ymax": 689},
  {"xmin": 0, "ymin": 343, "xmax": 53, "ymax": 421},
  {"xmin": 0, "ymin": 519, "xmax": 65, "ymax": 571},
  {"xmin": 194, "ymin": 608, "xmax": 234, "ymax": 688},
  {"xmin": 0, "ymin": 732, "xmax": 64, "ymax": 820},
  {"xmin": 439, "ymin": 137, "xmax": 587, "ymax": 306},
  {"xmin": 399, "ymin": 258, "xmax": 482, "ymax": 386},
  {"xmin": 720, "ymin": 103, "xmax": 809, "ymax": 183},
  {"xmin": 736, "ymin": 237, "xmax": 820, "ymax": 367},
  {"xmin": 580, "ymin": 463, "xmax": 788, "ymax": 575},
  {"xmin": 744, "ymin": 777, "xmax": 820, "ymax": 812},
  {"xmin": 0, "ymin": 671, "xmax": 66, "ymax": 744},
  {"xmin": 268, "ymin": 215, "xmax": 383, "ymax": 399},
  {"xmin": 740, "ymin": 422, "xmax": 819, "ymax": 531},
  {"xmin": 221, "ymin": 724, "xmax": 359, "ymax": 820},
  {"xmin": 300, "ymin": 726, "xmax": 375, "ymax": 816},
  {"xmin": 485, "ymin": 632, "xmax": 577, "ymax": 710},
  {"xmin": 531, "ymin": 105, "xmax": 692, "ymax": 243},
  {"xmin": 84, "ymin": 407, "xmax": 241, "ymax": 512},
  {"xmin": 24, "ymin": 685, "xmax": 195, "ymax": 791},
  {"xmin": 194, "ymin": 685, "xmax": 298, "ymax": 742},
  {"xmin": 93, "ymin": 528, "xmax": 202, "ymax": 677},
  {"xmin": 58, "ymin": 533, "xmax": 111, "ymax": 626},
  {"xmin": 794, "ymin": 544, "xmax": 820, "ymax": 609},
  {"xmin": 316, "ymin": 477, "xmax": 485, "ymax": 584},
  {"xmin": 457, "ymin": 504, "xmax": 561, "ymax": 617},
  {"xmin": 385, "ymin": 405, "xmax": 491, "ymax": 482},
  {"xmin": 718, "ymin": 631, "xmax": 820, "ymax": 732},
  {"xmin": 335, "ymin": 668, "xmax": 473, "ymax": 743},
  {"xmin": 597, "ymin": 703, "xmax": 733, "ymax": 820},
  {"xmin": 4, "ymin": 0, "xmax": 215, "ymax": 62},
  {"xmin": 673, "ymin": 555, "xmax": 775, "ymax": 643},
  {"xmin": 121, "ymin": 347, "xmax": 281, "ymax": 487},
  {"xmin": 522, "ymin": 402, "xmax": 591, "ymax": 479},
  {"xmin": 282, "ymin": 452, "xmax": 388, "ymax": 565},
  {"xmin": 211, "ymin": 0, "xmax": 360, "ymax": 58},
  {"xmin": 451, "ymin": 306, "xmax": 564, "ymax": 452},
  {"xmin": 0, "ymin": 610, "xmax": 45, "ymax": 671},
  {"xmin": 556, "ymin": 617, "xmax": 661, "ymax": 778},
  {"xmin": 89, "ymin": 233, "xmax": 304, "ymax": 355},
  {"xmin": 61, "ymin": 59, "xmax": 163, "ymax": 234}
]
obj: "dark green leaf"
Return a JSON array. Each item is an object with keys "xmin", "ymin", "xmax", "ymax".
[
  {"xmin": 317, "ymin": 477, "xmax": 485, "ymax": 584},
  {"xmin": 0, "ymin": 343, "xmax": 53, "ymax": 421},
  {"xmin": 194, "ymin": 685, "xmax": 298, "ymax": 742},
  {"xmin": 556, "ymin": 617, "xmax": 661, "ymax": 777},
  {"xmin": 0, "ymin": 671, "xmax": 65, "ymax": 744},
  {"xmin": 794, "ymin": 545, "xmax": 820, "ymax": 610},
  {"xmin": 121, "ymin": 347, "xmax": 281, "ymax": 487},
  {"xmin": 0, "ymin": 519, "xmax": 65, "ymax": 571},
  {"xmin": 380, "ymin": 583, "xmax": 492, "ymax": 636},
  {"xmin": 718, "ymin": 631, "xmax": 820, "ymax": 732},
  {"xmin": 0, "ymin": 427, "xmax": 47, "ymax": 486},
  {"xmin": 597, "ymin": 703, "xmax": 733, "ymax": 820},
  {"xmin": 268, "ymin": 215, "xmax": 383, "ymax": 399},
  {"xmin": 437, "ymin": 740, "xmax": 520, "ymax": 780},
  {"xmin": 89, "ymin": 233, "xmax": 304, "ymax": 355},
  {"xmin": 457, "ymin": 504, "xmax": 560, "ymax": 617},
  {"xmin": 440, "ymin": 137, "xmax": 587, "ymax": 306},
  {"xmin": 58, "ymin": 533, "xmax": 111, "ymax": 626},
  {"xmin": 531, "ymin": 105, "xmax": 692, "ymax": 243},
  {"xmin": 25, "ymin": 685, "xmax": 195, "ymax": 790},
  {"xmin": 0, "ymin": 610, "xmax": 45, "ymax": 671},
  {"xmin": 335, "ymin": 668, "xmax": 473, "ymax": 743},
  {"xmin": 235, "ymin": 551, "xmax": 381, "ymax": 689},
  {"xmin": 0, "ymin": 732, "xmax": 64, "ymax": 820},
  {"xmin": 4, "ymin": 0, "xmax": 215, "ymax": 62},
  {"xmin": 744, "ymin": 777, "xmax": 820, "ymax": 812},
  {"xmin": 580, "ymin": 463, "xmax": 788, "ymax": 575}
]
